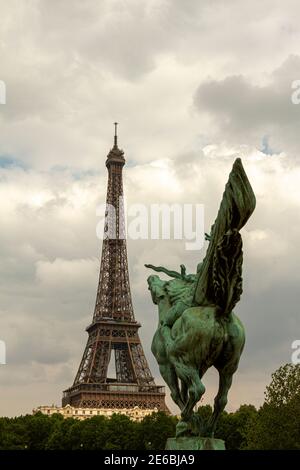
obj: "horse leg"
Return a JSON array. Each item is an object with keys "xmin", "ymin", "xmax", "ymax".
[
  {"xmin": 152, "ymin": 330, "xmax": 184, "ymax": 410},
  {"xmin": 206, "ymin": 364, "xmax": 237, "ymax": 437},
  {"xmin": 173, "ymin": 363, "xmax": 205, "ymax": 437},
  {"xmin": 180, "ymin": 379, "xmax": 188, "ymax": 405},
  {"xmin": 184, "ymin": 369, "xmax": 205, "ymax": 421},
  {"xmin": 207, "ymin": 316, "xmax": 245, "ymax": 437},
  {"xmin": 159, "ymin": 363, "xmax": 184, "ymax": 409},
  {"xmin": 173, "ymin": 360, "xmax": 205, "ymax": 421}
]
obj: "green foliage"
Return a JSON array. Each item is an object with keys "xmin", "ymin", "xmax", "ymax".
[
  {"xmin": 265, "ymin": 363, "xmax": 300, "ymax": 406},
  {"xmin": 139, "ymin": 411, "xmax": 177, "ymax": 450},
  {"xmin": 0, "ymin": 411, "xmax": 176, "ymax": 450},
  {"xmin": 104, "ymin": 414, "xmax": 140, "ymax": 450},
  {"xmin": 79, "ymin": 416, "xmax": 108, "ymax": 450},
  {"xmin": 244, "ymin": 363, "xmax": 300, "ymax": 449},
  {"xmin": 215, "ymin": 405, "xmax": 257, "ymax": 449},
  {"xmin": 196, "ymin": 404, "xmax": 213, "ymax": 423},
  {"xmin": 196, "ymin": 404, "xmax": 258, "ymax": 450}
]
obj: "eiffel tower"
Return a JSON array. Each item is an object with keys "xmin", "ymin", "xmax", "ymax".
[{"xmin": 62, "ymin": 124, "xmax": 168, "ymax": 411}]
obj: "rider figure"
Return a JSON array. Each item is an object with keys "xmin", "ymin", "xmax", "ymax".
[
  {"xmin": 145, "ymin": 262, "xmax": 202, "ymax": 328},
  {"xmin": 145, "ymin": 229, "xmax": 213, "ymax": 333}
]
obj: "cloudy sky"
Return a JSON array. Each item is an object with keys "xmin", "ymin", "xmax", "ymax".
[{"xmin": 0, "ymin": 0, "xmax": 300, "ymax": 417}]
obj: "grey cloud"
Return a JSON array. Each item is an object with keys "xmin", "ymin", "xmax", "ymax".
[
  {"xmin": 2, "ymin": 1, "xmax": 300, "ymax": 172},
  {"xmin": 194, "ymin": 55, "xmax": 300, "ymax": 156},
  {"xmin": 36, "ymin": 0, "xmax": 169, "ymax": 80}
]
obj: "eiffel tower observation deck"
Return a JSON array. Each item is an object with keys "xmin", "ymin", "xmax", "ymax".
[{"xmin": 62, "ymin": 124, "xmax": 168, "ymax": 412}]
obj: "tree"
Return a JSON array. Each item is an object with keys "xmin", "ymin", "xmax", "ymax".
[
  {"xmin": 265, "ymin": 363, "xmax": 300, "ymax": 406},
  {"xmin": 244, "ymin": 363, "xmax": 300, "ymax": 449},
  {"xmin": 104, "ymin": 413, "xmax": 140, "ymax": 450},
  {"xmin": 216, "ymin": 405, "xmax": 257, "ymax": 449},
  {"xmin": 79, "ymin": 416, "xmax": 109, "ymax": 450},
  {"xmin": 0, "ymin": 417, "xmax": 29, "ymax": 450},
  {"xmin": 139, "ymin": 412, "xmax": 177, "ymax": 450},
  {"xmin": 195, "ymin": 404, "xmax": 257, "ymax": 449},
  {"xmin": 23, "ymin": 412, "xmax": 55, "ymax": 450},
  {"xmin": 45, "ymin": 416, "xmax": 77, "ymax": 450},
  {"xmin": 196, "ymin": 404, "xmax": 213, "ymax": 424}
]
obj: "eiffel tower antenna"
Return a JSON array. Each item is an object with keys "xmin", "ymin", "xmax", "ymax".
[{"xmin": 114, "ymin": 122, "xmax": 118, "ymax": 147}]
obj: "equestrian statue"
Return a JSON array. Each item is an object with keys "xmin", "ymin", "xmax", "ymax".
[{"xmin": 145, "ymin": 158, "xmax": 256, "ymax": 444}]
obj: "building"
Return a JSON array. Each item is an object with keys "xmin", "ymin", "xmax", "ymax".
[{"xmin": 34, "ymin": 404, "xmax": 158, "ymax": 422}]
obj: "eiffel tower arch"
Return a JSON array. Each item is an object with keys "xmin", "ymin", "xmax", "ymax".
[{"xmin": 62, "ymin": 124, "xmax": 168, "ymax": 412}]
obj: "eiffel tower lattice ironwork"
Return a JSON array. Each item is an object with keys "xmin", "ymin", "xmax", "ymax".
[{"xmin": 63, "ymin": 124, "xmax": 168, "ymax": 411}]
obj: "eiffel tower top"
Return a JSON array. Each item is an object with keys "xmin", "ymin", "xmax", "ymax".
[
  {"xmin": 114, "ymin": 122, "xmax": 118, "ymax": 147},
  {"xmin": 106, "ymin": 122, "xmax": 125, "ymax": 167}
]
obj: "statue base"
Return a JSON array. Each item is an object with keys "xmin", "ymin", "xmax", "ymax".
[{"xmin": 165, "ymin": 437, "xmax": 225, "ymax": 450}]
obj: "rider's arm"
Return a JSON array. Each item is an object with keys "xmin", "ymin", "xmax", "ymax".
[{"xmin": 145, "ymin": 264, "xmax": 183, "ymax": 279}]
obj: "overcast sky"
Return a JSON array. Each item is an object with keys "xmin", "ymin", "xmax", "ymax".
[{"xmin": 0, "ymin": 0, "xmax": 300, "ymax": 417}]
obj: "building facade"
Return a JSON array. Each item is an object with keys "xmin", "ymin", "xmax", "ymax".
[{"xmin": 34, "ymin": 404, "xmax": 158, "ymax": 422}]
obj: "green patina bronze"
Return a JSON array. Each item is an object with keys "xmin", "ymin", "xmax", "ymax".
[
  {"xmin": 145, "ymin": 158, "xmax": 256, "ymax": 444},
  {"xmin": 165, "ymin": 437, "xmax": 225, "ymax": 450}
]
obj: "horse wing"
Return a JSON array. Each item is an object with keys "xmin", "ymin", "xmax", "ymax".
[
  {"xmin": 193, "ymin": 158, "xmax": 256, "ymax": 308},
  {"xmin": 213, "ymin": 229, "xmax": 243, "ymax": 315}
]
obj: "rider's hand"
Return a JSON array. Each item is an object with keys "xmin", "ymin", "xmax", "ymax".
[{"xmin": 180, "ymin": 264, "xmax": 186, "ymax": 277}]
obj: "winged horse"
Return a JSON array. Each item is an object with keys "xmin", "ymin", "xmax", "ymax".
[{"xmin": 146, "ymin": 158, "xmax": 256, "ymax": 437}]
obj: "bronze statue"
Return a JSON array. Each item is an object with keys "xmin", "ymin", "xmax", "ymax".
[{"xmin": 146, "ymin": 158, "xmax": 256, "ymax": 444}]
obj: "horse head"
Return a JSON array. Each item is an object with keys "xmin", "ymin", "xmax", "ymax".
[{"xmin": 147, "ymin": 275, "xmax": 168, "ymax": 305}]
